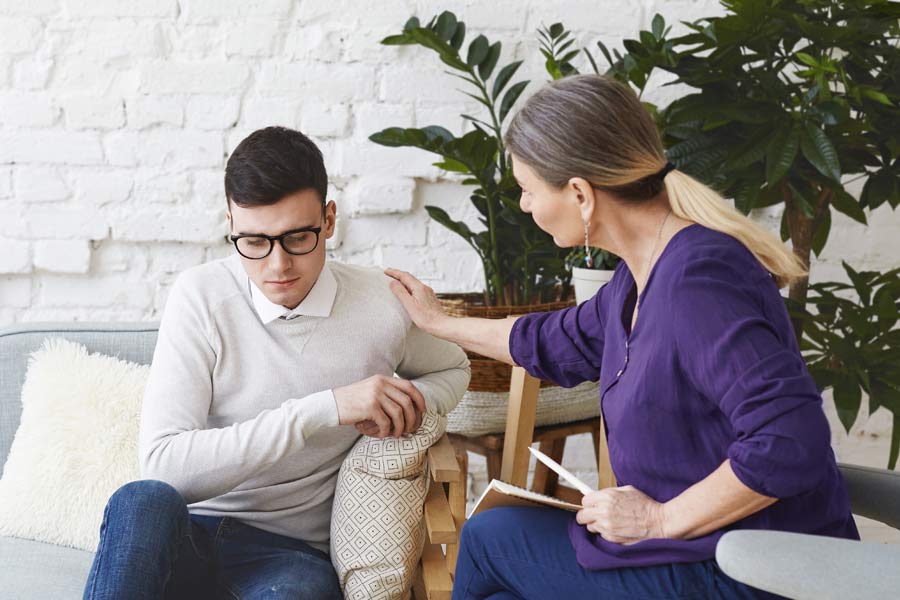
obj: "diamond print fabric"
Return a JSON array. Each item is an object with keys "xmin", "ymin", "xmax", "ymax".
[{"xmin": 331, "ymin": 412, "xmax": 447, "ymax": 600}]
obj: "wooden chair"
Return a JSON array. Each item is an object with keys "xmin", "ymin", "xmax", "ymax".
[
  {"xmin": 413, "ymin": 366, "xmax": 614, "ymax": 599},
  {"xmin": 413, "ymin": 433, "xmax": 468, "ymax": 600}
]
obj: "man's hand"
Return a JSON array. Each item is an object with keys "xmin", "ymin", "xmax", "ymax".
[
  {"xmin": 575, "ymin": 485, "xmax": 667, "ymax": 545},
  {"xmin": 333, "ymin": 375, "xmax": 426, "ymax": 438}
]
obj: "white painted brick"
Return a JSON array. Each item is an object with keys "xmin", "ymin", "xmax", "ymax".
[
  {"xmin": 240, "ymin": 96, "xmax": 302, "ymax": 129},
  {"xmin": 0, "ymin": 167, "xmax": 12, "ymax": 198},
  {"xmin": 51, "ymin": 20, "xmax": 167, "ymax": 61},
  {"xmin": 256, "ymin": 63, "xmax": 376, "ymax": 101},
  {"xmin": 37, "ymin": 274, "xmax": 153, "ymax": 308},
  {"xmin": 181, "ymin": 0, "xmax": 292, "ymax": 22},
  {"xmin": 337, "ymin": 141, "xmax": 440, "ymax": 179},
  {"xmin": 295, "ymin": 0, "xmax": 411, "ymax": 30},
  {"xmin": 46, "ymin": 58, "xmax": 131, "ymax": 95},
  {"xmin": 0, "ymin": 56, "xmax": 10, "ymax": 88},
  {"xmin": 353, "ymin": 102, "xmax": 414, "ymax": 140},
  {"xmin": 342, "ymin": 29, "xmax": 406, "ymax": 64},
  {"xmin": 340, "ymin": 212, "xmax": 428, "ymax": 253},
  {"xmin": 62, "ymin": 96, "xmax": 125, "ymax": 130},
  {"xmin": 15, "ymin": 166, "xmax": 70, "ymax": 203},
  {"xmin": 299, "ymin": 102, "xmax": 350, "ymax": 138},
  {"xmin": 126, "ymin": 95, "xmax": 183, "ymax": 129},
  {"xmin": 0, "ymin": 131, "xmax": 103, "ymax": 165},
  {"xmin": 104, "ymin": 130, "xmax": 223, "ymax": 169},
  {"xmin": 110, "ymin": 208, "xmax": 225, "ymax": 243},
  {"xmin": 523, "ymin": 0, "xmax": 643, "ymax": 36},
  {"xmin": 140, "ymin": 62, "xmax": 250, "ymax": 94},
  {"xmin": 163, "ymin": 23, "xmax": 224, "ymax": 59},
  {"xmin": 282, "ymin": 25, "xmax": 342, "ymax": 62},
  {"xmin": 34, "ymin": 239, "xmax": 91, "ymax": 273},
  {"xmin": 1, "ymin": 275, "xmax": 31, "ymax": 308},
  {"xmin": 415, "ymin": 102, "xmax": 471, "ymax": 133},
  {"xmin": 380, "ymin": 68, "xmax": 460, "ymax": 103},
  {"xmin": 61, "ymin": 0, "xmax": 176, "ymax": 18},
  {"xmin": 0, "ymin": 93, "xmax": 58, "ymax": 127},
  {"xmin": 69, "ymin": 169, "xmax": 133, "ymax": 206},
  {"xmin": 0, "ymin": 238, "xmax": 31, "ymax": 273},
  {"xmin": 185, "ymin": 95, "xmax": 241, "ymax": 130},
  {"xmin": 1, "ymin": 206, "xmax": 108, "ymax": 240},
  {"xmin": 12, "ymin": 57, "xmax": 52, "ymax": 90},
  {"xmin": 131, "ymin": 169, "xmax": 192, "ymax": 205},
  {"xmin": 90, "ymin": 241, "xmax": 148, "ymax": 274},
  {"xmin": 0, "ymin": 17, "xmax": 42, "ymax": 52},
  {"xmin": 0, "ymin": 0, "xmax": 61, "ymax": 16},
  {"xmin": 379, "ymin": 245, "xmax": 438, "ymax": 278},
  {"xmin": 146, "ymin": 242, "xmax": 206, "ymax": 273},
  {"xmin": 345, "ymin": 176, "xmax": 415, "ymax": 215},
  {"xmin": 224, "ymin": 20, "xmax": 283, "ymax": 57}
]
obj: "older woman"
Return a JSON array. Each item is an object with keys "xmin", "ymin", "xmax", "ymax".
[{"xmin": 385, "ymin": 74, "xmax": 858, "ymax": 599}]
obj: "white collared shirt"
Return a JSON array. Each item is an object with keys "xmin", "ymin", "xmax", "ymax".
[{"xmin": 249, "ymin": 263, "xmax": 338, "ymax": 324}]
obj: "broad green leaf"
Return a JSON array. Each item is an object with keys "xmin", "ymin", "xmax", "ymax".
[
  {"xmin": 833, "ymin": 374, "xmax": 862, "ymax": 432},
  {"xmin": 829, "ymin": 188, "xmax": 867, "ymax": 225},
  {"xmin": 435, "ymin": 11, "xmax": 457, "ymax": 41},
  {"xmin": 861, "ymin": 88, "xmax": 894, "ymax": 106},
  {"xmin": 449, "ymin": 22, "xmax": 466, "ymax": 51},
  {"xmin": 549, "ymin": 23, "xmax": 564, "ymax": 38},
  {"xmin": 811, "ymin": 206, "xmax": 831, "ymax": 258},
  {"xmin": 765, "ymin": 125, "xmax": 800, "ymax": 185},
  {"xmin": 652, "ymin": 14, "xmax": 665, "ymax": 40},
  {"xmin": 800, "ymin": 122, "xmax": 841, "ymax": 182},
  {"xmin": 499, "ymin": 80, "xmax": 529, "ymax": 122},
  {"xmin": 466, "ymin": 34, "xmax": 489, "ymax": 67},
  {"xmin": 479, "ymin": 41, "xmax": 501, "ymax": 80},
  {"xmin": 492, "ymin": 60, "xmax": 523, "ymax": 99},
  {"xmin": 796, "ymin": 52, "xmax": 819, "ymax": 67}
]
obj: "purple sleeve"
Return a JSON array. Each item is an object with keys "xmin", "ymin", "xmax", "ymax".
[
  {"xmin": 508, "ymin": 285, "xmax": 607, "ymax": 388},
  {"xmin": 672, "ymin": 254, "xmax": 832, "ymax": 499}
]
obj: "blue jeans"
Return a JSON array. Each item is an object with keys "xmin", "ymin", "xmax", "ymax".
[
  {"xmin": 452, "ymin": 507, "xmax": 775, "ymax": 600},
  {"xmin": 83, "ymin": 480, "xmax": 342, "ymax": 600}
]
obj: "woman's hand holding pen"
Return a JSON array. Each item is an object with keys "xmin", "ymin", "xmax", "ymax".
[{"xmin": 576, "ymin": 485, "xmax": 668, "ymax": 545}]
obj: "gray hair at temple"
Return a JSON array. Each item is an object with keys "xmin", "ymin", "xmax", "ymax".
[{"xmin": 504, "ymin": 74, "xmax": 806, "ymax": 288}]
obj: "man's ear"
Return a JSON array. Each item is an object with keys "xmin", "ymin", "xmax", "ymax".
[
  {"xmin": 568, "ymin": 177, "xmax": 597, "ymax": 222},
  {"xmin": 323, "ymin": 200, "xmax": 337, "ymax": 239},
  {"xmin": 225, "ymin": 210, "xmax": 232, "ymax": 233}
]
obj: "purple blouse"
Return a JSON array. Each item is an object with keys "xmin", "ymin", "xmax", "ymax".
[{"xmin": 509, "ymin": 224, "xmax": 859, "ymax": 570}]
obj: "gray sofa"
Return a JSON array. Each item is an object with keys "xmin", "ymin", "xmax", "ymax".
[
  {"xmin": 0, "ymin": 323, "xmax": 159, "ymax": 599},
  {"xmin": 2, "ymin": 322, "xmax": 899, "ymax": 599}
]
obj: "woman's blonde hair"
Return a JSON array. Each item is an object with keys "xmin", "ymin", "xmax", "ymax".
[{"xmin": 504, "ymin": 74, "xmax": 806, "ymax": 288}]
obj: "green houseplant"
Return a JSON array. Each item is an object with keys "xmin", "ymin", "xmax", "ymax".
[
  {"xmin": 789, "ymin": 264, "xmax": 900, "ymax": 469},
  {"xmin": 370, "ymin": 12, "xmax": 575, "ymax": 308},
  {"xmin": 370, "ymin": 12, "xmax": 603, "ymax": 435}
]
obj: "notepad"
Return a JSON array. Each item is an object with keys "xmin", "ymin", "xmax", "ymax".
[{"xmin": 470, "ymin": 449, "xmax": 592, "ymax": 515}]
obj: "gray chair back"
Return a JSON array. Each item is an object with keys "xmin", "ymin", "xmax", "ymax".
[{"xmin": 0, "ymin": 322, "xmax": 159, "ymax": 466}]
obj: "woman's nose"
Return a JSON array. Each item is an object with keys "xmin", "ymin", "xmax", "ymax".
[{"xmin": 519, "ymin": 194, "xmax": 531, "ymax": 213}]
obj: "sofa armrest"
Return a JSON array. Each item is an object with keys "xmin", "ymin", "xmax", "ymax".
[{"xmin": 716, "ymin": 530, "xmax": 900, "ymax": 600}]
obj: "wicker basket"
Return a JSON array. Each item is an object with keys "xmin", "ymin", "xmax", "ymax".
[
  {"xmin": 438, "ymin": 293, "xmax": 574, "ymax": 393},
  {"xmin": 438, "ymin": 292, "xmax": 601, "ymax": 436}
]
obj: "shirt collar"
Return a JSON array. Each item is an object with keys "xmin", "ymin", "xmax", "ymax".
[{"xmin": 249, "ymin": 263, "xmax": 337, "ymax": 324}]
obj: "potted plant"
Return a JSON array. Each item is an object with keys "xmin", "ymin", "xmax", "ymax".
[
  {"xmin": 371, "ymin": 12, "xmax": 601, "ymax": 435},
  {"xmin": 569, "ymin": 247, "xmax": 621, "ymax": 305}
]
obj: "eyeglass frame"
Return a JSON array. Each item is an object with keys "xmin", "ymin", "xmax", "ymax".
[{"xmin": 228, "ymin": 225, "xmax": 323, "ymax": 260}]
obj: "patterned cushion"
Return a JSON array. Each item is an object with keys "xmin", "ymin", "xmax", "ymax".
[{"xmin": 331, "ymin": 412, "xmax": 447, "ymax": 600}]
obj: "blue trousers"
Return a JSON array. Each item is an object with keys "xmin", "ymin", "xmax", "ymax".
[
  {"xmin": 452, "ymin": 507, "xmax": 770, "ymax": 600},
  {"xmin": 83, "ymin": 480, "xmax": 342, "ymax": 600}
]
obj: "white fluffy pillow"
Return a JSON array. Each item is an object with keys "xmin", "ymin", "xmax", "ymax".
[{"xmin": 0, "ymin": 338, "xmax": 146, "ymax": 551}]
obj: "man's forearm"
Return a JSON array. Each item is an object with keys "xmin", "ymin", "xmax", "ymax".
[{"xmin": 662, "ymin": 459, "xmax": 777, "ymax": 540}]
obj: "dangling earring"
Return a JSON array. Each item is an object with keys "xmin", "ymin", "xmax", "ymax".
[{"xmin": 584, "ymin": 221, "xmax": 593, "ymax": 268}]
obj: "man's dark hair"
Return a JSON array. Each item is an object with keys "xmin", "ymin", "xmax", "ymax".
[{"xmin": 224, "ymin": 126, "xmax": 328, "ymax": 208}]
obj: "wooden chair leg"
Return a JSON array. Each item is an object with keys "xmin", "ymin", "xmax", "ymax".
[
  {"xmin": 531, "ymin": 437, "xmax": 566, "ymax": 495},
  {"xmin": 485, "ymin": 449, "xmax": 502, "ymax": 484},
  {"xmin": 500, "ymin": 367, "xmax": 540, "ymax": 487}
]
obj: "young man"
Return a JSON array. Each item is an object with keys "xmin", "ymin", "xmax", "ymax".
[{"xmin": 83, "ymin": 127, "xmax": 471, "ymax": 599}]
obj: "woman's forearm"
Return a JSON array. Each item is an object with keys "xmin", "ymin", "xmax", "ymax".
[
  {"xmin": 662, "ymin": 459, "xmax": 777, "ymax": 540},
  {"xmin": 431, "ymin": 315, "xmax": 520, "ymax": 365}
]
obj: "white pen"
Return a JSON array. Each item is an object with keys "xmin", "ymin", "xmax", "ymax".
[{"xmin": 528, "ymin": 446, "xmax": 594, "ymax": 496}]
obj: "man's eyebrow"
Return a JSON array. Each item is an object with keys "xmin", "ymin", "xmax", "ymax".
[{"xmin": 235, "ymin": 224, "xmax": 319, "ymax": 236}]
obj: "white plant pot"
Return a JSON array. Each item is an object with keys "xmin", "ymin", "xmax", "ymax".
[{"xmin": 572, "ymin": 267, "xmax": 616, "ymax": 304}]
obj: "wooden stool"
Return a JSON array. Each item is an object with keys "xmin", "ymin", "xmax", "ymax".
[{"xmin": 449, "ymin": 416, "xmax": 602, "ymax": 503}]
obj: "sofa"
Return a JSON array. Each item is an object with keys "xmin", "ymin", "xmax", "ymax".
[{"xmin": 0, "ymin": 322, "xmax": 161, "ymax": 597}]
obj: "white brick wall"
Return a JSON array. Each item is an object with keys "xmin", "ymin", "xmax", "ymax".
[{"xmin": 1, "ymin": 0, "xmax": 898, "ymax": 475}]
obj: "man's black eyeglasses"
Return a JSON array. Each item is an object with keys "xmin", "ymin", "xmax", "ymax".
[{"xmin": 229, "ymin": 227, "xmax": 322, "ymax": 260}]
